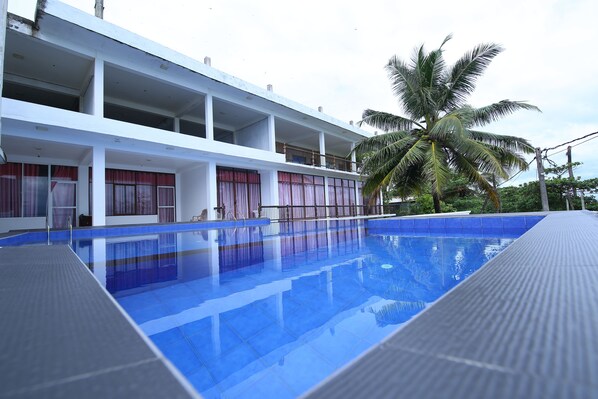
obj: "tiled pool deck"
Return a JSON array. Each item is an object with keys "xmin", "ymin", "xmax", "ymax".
[
  {"xmin": 1, "ymin": 211, "xmax": 597, "ymax": 398},
  {"xmin": 306, "ymin": 211, "xmax": 598, "ymax": 399}
]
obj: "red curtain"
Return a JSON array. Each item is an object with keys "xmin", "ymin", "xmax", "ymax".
[
  {"xmin": 0, "ymin": 163, "xmax": 22, "ymax": 217},
  {"xmin": 104, "ymin": 169, "xmax": 172, "ymax": 216},
  {"xmin": 23, "ymin": 164, "xmax": 48, "ymax": 217},
  {"xmin": 217, "ymin": 168, "xmax": 261, "ymax": 219},
  {"xmin": 157, "ymin": 173, "xmax": 175, "ymax": 186},
  {"xmin": 51, "ymin": 165, "xmax": 77, "ymax": 181}
]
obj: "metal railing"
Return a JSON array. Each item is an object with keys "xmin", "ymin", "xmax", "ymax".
[
  {"xmin": 258, "ymin": 204, "xmax": 389, "ymax": 222},
  {"xmin": 276, "ymin": 143, "xmax": 360, "ymax": 172}
]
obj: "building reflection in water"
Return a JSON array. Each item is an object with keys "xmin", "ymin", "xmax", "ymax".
[{"xmin": 77, "ymin": 220, "xmax": 511, "ymax": 396}]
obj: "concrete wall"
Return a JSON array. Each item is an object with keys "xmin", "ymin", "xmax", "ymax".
[
  {"xmin": 179, "ymin": 166, "xmax": 206, "ymax": 222},
  {"xmin": 106, "ymin": 215, "xmax": 157, "ymax": 225},
  {"xmin": 0, "ymin": 217, "xmax": 45, "ymax": 233},
  {"xmin": 236, "ymin": 118, "xmax": 269, "ymax": 151}
]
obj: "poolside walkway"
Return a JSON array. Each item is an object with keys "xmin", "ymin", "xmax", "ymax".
[
  {"xmin": 305, "ymin": 211, "xmax": 598, "ymax": 399},
  {"xmin": 0, "ymin": 245, "xmax": 198, "ymax": 399}
]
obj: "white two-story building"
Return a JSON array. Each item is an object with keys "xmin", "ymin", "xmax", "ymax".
[{"xmin": 0, "ymin": 0, "xmax": 376, "ymax": 233}]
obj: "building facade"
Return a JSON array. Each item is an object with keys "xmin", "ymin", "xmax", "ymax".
[{"xmin": 0, "ymin": 1, "xmax": 375, "ymax": 233}]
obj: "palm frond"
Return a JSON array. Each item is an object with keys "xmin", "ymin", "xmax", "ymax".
[
  {"xmin": 452, "ymin": 152, "xmax": 499, "ymax": 205},
  {"xmin": 359, "ymin": 110, "xmax": 421, "ymax": 131},
  {"xmin": 472, "ymin": 100, "xmax": 541, "ymax": 127},
  {"xmin": 451, "ymin": 138, "xmax": 508, "ymax": 179},
  {"xmin": 386, "ymin": 56, "xmax": 426, "ymax": 120},
  {"xmin": 359, "ymin": 135, "xmax": 416, "ymax": 172},
  {"xmin": 353, "ymin": 130, "xmax": 411, "ymax": 154},
  {"xmin": 442, "ymin": 42, "xmax": 503, "ymax": 109},
  {"xmin": 429, "ymin": 108, "xmax": 472, "ymax": 141},
  {"xmin": 361, "ymin": 139, "xmax": 428, "ymax": 194},
  {"xmin": 467, "ymin": 130, "xmax": 535, "ymax": 154},
  {"xmin": 423, "ymin": 141, "xmax": 450, "ymax": 196},
  {"xmin": 485, "ymin": 146, "xmax": 530, "ymax": 171}
]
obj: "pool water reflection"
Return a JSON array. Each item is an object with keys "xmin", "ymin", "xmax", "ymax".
[{"xmin": 75, "ymin": 220, "xmax": 517, "ymax": 399}]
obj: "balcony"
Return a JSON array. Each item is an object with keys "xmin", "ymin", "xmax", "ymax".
[{"xmin": 276, "ymin": 143, "xmax": 359, "ymax": 172}]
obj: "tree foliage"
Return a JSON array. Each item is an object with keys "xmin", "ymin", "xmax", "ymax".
[{"xmin": 356, "ymin": 35, "xmax": 539, "ymax": 213}]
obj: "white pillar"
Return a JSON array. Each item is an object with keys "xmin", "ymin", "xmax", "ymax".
[
  {"xmin": 81, "ymin": 58, "xmax": 104, "ymax": 118},
  {"xmin": 267, "ymin": 115, "xmax": 276, "ymax": 152},
  {"xmin": 208, "ymin": 230, "xmax": 220, "ymax": 286},
  {"xmin": 175, "ymin": 172, "xmax": 182, "ymax": 222},
  {"xmin": 173, "ymin": 117, "xmax": 180, "ymax": 133},
  {"xmin": 207, "ymin": 161, "xmax": 218, "ymax": 219},
  {"xmin": 351, "ymin": 142, "xmax": 357, "ymax": 172},
  {"xmin": 91, "ymin": 146, "xmax": 106, "ymax": 226},
  {"xmin": 326, "ymin": 268, "xmax": 333, "ymax": 304},
  {"xmin": 211, "ymin": 314, "xmax": 221, "ymax": 356},
  {"xmin": 92, "ymin": 238, "xmax": 107, "ymax": 288},
  {"xmin": 205, "ymin": 94, "xmax": 214, "ymax": 140},
  {"xmin": 77, "ymin": 165, "xmax": 89, "ymax": 217},
  {"xmin": 276, "ymin": 292, "xmax": 284, "ymax": 328},
  {"xmin": 324, "ymin": 177, "xmax": 330, "ymax": 218},
  {"xmin": 0, "ymin": 0, "xmax": 8, "ymax": 164},
  {"xmin": 260, "ymin": 169, "xmax": 279, "ymax": 206},
  {"xmin": 319, "ymin": 132, "xmax": 326, "ymax": 167}
]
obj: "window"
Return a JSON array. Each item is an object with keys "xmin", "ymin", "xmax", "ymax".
[
  {"xmin": 217, "ymin": 167, "xmax": 261, "ymax": 219},
  {"xmin": 99, "ymin": 168, "xmax": 174, "ymax": 217},
  {"xmin": 278, "ymin": 172, "xmax": 326, "ymax": 219},
  {"xmin": 0, "ymin": 163, "xmax": 22, "ymax": 218},
  {"xmin": 328, "ymin": 177, "xmax": 357, "ymax": 217},
  {"xmin": 0, "ymin": 163, "xmax": 77, "ymax": 225}
]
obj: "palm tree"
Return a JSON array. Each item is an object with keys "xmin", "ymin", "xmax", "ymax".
[{"xmin": 356, "ymin": 35, "xmax": 540, "ymax": 213}]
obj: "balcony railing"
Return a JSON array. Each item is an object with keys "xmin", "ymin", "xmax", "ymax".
[{"xmin": 276, "ymin": 143, "xmax": 360, "ymax": 172}]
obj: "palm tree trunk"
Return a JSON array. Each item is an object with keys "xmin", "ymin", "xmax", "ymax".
[
  {"xmin": 492, "ymin": 175, "xmax": 501, "ymax": 213},
  {"xmin": 481, "ymin": 195, "xmax": 489, "ymax": 213},
  {"xmin": 432, "ymin": 193, "xmax": 442, "ymax": 213}
]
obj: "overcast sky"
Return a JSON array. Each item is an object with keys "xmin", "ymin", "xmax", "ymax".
[{"xmin": 9, "ymin": 0, "xmax": 598, "ymax": 185}]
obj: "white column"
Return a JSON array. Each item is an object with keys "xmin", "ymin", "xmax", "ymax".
[
  {"xmin": 207, "ymin": 161, "xmax": 218, "ymax": 219},
  {"xmin": 175, "ymin": 172, "xmax": 182, "ymax": 222},
  {"xmin": 351, "ymin": 142, "xmax": 357, "ymax": 172},
  {"xmin": 259, "ymin": 169, "xmax": 279, "ymax": 209},
  {"xmin": 91, "ymin": 146, "xmax": 106, "ymax": 226},
  {"xmin": 324, "ymin": 177, "xmax": 330, "ymax": 218},
  {"xmin": 267, "ymin": 115, "xmax": 276, "ymax": 152},
  {"xmin": 92, "ymin": 238, "xmax": 107, "ymax": 288},
  {"xmin": 208, "ymin": 230, "xmax": 220, "ymax": 287},
  {"xmin": 173, "ymin": 117, "xmax": 180, "ymax": 133},
  {"xmin": 319, "ymin": 132, "xmax": 326, "ymax": 167},
  {"xmin": 276, "ymin": 292, "xmax": 284, "ymax": 328},
  {"xmin": 326, "ymin": 268, "xmax": 333, "ymax": 304},
  {"xmin": 205, "ymin": 94, "xmax": 214, "ymax": 140},
  {"xmin": 77, "ymin": 165, "xmax": 89, "ymax": 218},
  {"xmin": 0, "ymin": 0, "xmax": 7, "ymax": 163},
  {"xmin": 81, "ymin": 58, "xmax": 104, "ymax": 118},
  {"xmin": 211, "ymin": 314, "xmax": 221, "ymax": 357}
]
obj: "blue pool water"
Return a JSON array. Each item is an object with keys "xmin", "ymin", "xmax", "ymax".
[{"xmin": 0, "ymin": 216, "xmax": 541, "ymax": 398}]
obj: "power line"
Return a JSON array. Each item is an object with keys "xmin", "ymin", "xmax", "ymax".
[
  {"xmin": 543, "ymin": 130, "xmax": 598, "ymax": 153},
  {"xmin": 546, "ymin": 134, "xmax": 598, "ymax": 158}
]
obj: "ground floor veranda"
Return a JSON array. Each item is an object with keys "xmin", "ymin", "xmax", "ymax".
[{"xmin": 0, "ymin": 138, "xmax": 376, "ymax": 234}]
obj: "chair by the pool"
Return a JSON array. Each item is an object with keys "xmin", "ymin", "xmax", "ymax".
[{"xmin": 191, "ymin": 209, "xmax": 208, "ymax": 222}]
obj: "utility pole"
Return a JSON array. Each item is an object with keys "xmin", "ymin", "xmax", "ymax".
[
  {"xmin": 565, "ymin": 146, "xmax": 575, "ymax": 210},
  {"xmin": 566, "ymin": 146, "xmax": 576, "ymax": 195},
  {"xmin": 535, "ymin": 148, "xmax": 549, "ymax": 211},
  {"xmin": 95, "ymin": 0, "xmax": 104, "ymax": 19}
]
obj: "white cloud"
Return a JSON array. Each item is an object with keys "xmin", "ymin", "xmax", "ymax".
[{"xmin": 12, "ymin": 0, "xmax": 598, "ymax": 183}]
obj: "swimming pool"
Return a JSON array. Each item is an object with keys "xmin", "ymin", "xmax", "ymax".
[{"xmin": 0, "ymin": 216, "xmax": 541, "ymax": 398}]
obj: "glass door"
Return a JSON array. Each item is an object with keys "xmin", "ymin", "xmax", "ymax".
[
  {"xmin": 51, "ymin": 181, "xmax": 77, "ymax": 229},
  {"xmin": 157, "ymin": 186, "xmax": 175, "ymax": 223}
]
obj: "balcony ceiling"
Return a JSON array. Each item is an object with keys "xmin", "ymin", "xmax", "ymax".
[{"xmin": 4, "ymin": 30, "xmax": 92, "ymax": 94}]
